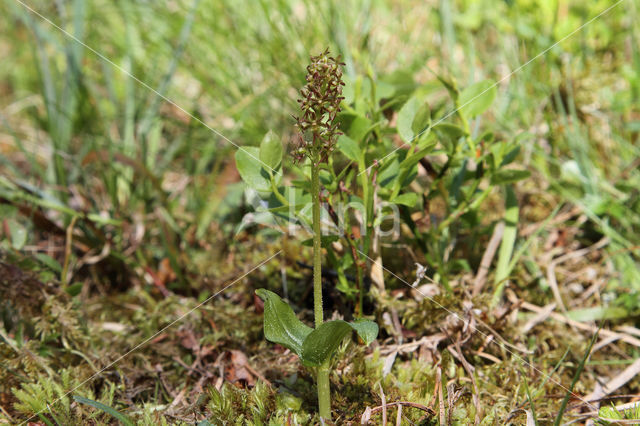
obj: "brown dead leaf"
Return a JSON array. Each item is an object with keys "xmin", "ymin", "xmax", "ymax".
[
  {"xmin": 158, "ymin": 258, "xmax": 177, "ymax": 285},
  {"xmin": 226, "ymin": 350, "xmax": 256, "ymax": 387},
  {"xmin": 178, "ymin": 329, "xmax": 200, "ymax": 352}
]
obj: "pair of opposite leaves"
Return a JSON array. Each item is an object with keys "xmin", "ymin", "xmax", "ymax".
[{"xmin": 256, "ymin": 289, "xmax": 378, "ymax": 367}]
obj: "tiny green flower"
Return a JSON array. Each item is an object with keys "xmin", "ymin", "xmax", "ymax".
[{"xmin": 292, "ymin": 49, "xmax": 345, "ymax": 165}]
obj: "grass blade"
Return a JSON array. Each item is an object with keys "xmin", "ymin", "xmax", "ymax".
[
  {"xmin": 73, "ymin": 395, "xmax": 134, "ymax": 426},
  {"xmin": 491, "ymin": 185, "xmax": 519, "ymax": 307},
  {"xmin": 553, "ymin": 327, "xmax": 600, "ymax": 426}
]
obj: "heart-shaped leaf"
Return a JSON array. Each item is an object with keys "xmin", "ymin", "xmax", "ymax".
[
  {"xmin": 300, "ymin": 319, "xmax": 378, "ymax": 367},
  {"xmin": 349, "ymin": 319, "xmax": 379, "ymax": 345},
  {"xmin": 255, "ymin": 289, "xmax": 312, "ymax": 356}
]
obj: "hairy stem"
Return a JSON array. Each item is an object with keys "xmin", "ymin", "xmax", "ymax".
[
  {"xmin": 311, "ymin": 164, "xmax": 331, "ymax": 419},
  {"xmin": 317, "ymin": 360, "xmax": 331, "ymax": 419},
  {"xmin": 311, "ymin": 164, "xmax": 323, "ymax": 328}
]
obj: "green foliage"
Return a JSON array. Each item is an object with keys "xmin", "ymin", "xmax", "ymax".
[
  {"xmin": 301, "ymin": 319, "xmax": 377, "ymax": 366},
  {"xmin": 258, "ymin": 131, "xmax": 283, "ymax": 171},
  {"xmin": 2, "ymin": 0, "xmax": 639, "ymax": 423},
  {"xmin": 207, "ymin": 382, "xmax": 277, "ymax": 425},
  {"xmin": 235, "ymin": 147, "xmax": 274, "ymax": 193},
  {"xmin": 73, "ymin": 396, "xmax": 135, "ymax": 426},
  {"xmin": 598, "ymin": 403, "xmax": 640, "ymax": 424},
  {"xmin": 256, "ymin": 289, "xmax": 377, "ymax": 367},
  {"xmin": 458, "ymin": 79, "xmax": 497, "ymax": 118},
  {"xmin": 255, "ymin": 289, "xmax": 312, "ymax": 356}
]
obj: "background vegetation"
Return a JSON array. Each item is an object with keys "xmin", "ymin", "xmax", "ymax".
[{"xmin": 1, "ymin": 0, "xmax": 639, "ymax": 424}]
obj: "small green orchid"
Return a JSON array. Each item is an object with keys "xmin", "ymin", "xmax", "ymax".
[{"xmin": 239, "ymin": 50, "xmax": 379, "ymax": 421}]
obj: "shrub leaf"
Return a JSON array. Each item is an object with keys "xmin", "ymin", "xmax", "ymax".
[
  {"xmin": 235, "ymin": 147, "xmax": 271, "ymax": 192},
  {"xmin": 459, "ymin": 79, "xmax": 497, "ymax": 118},
  {"xmin": 259, "ymin": 131, "xmax": 282, "ymax": 171}
]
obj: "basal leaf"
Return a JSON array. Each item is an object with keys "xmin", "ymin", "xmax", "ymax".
[
  {"xmin": 301, "ymin": 320, "xmax": 352, "ymax": 367},
  {"xmin": 300, "ymin": 319, "xmax": 378, "ymax": 366},
  {"xmin": 349, "ymin": 319, "xmax": 379, "ymax": 345},
  {"xmin": 235, "ymin": 147, "xmax": 271, "ymax": 192},
  {"xmin": 259, "ymin": 131, "xmax": 282, "ymax": 171},
  {"xmin": 459, "ymin": 79, "xmax": 497, "ymax": 118},
  {"xmin": 255, "ymin": 289, "xmax": 312, "ymax": 356}
]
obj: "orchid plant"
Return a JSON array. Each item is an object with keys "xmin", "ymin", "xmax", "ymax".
[{"xmin": 238, "ymin": 50, "xmax": 378, "ymax": 420}]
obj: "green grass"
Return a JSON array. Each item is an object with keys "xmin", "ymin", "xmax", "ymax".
[{"xmin": 1, "ymin": 0, "xmax": 639, "ymax": 423}]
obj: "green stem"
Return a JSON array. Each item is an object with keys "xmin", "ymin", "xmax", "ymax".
[
  {"xmin": 356, "ymin": 261, "xmax": 364, "ymax": 318},
  {"xmin": 311, "ymin": 164, "xmax": 323, "ymax": 328},
  {"xmin": 311, "ymin": 164, "xmax": 331, "ymax": 419},
  {"xmin": 317, "ymin": 360, "xmax": 331, "ymax": 419}
]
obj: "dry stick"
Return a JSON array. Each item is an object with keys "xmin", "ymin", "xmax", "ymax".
[
  {"xmin": 616, "ymin": 325, "xmax": 640, "ymax": 338},
  {"xmin": 437, "ymin": 366, "xmax": 446, "ymax": 425},
  {"xmin": 520, "ymin": 301, "xmax": 640, "ymax": 348},
  {"xmin": 358, "ymin": 249, "xmax": 599, "ymax": 411},
  {"xmin": 519, "ymin": 205, "xmax": 582, "ymax": 238},
  {"xmin": 379, "ymin": 383, "xmax": 387, "ymax": 426},
  {"xmin": 366, "ymin": 402, "xmax": 435, "ymax": 417},
  {"xmin": 455, "ymin": 340, "xmax": 482, "ymax": 424},
  {"xmin": 546, "ymin": 237, "xmax": 610, "ymax": 315},
  {"xmin": 61, "ymin": 216, "xmax": 77, "ymax": 287},
  {"xmin": 592, "ymin": 334, "xmax": 623, "ymax": 354},
  {"xmin": 521, "ymin": 302, "xmax": 556, "ymax": 334},
  {"xmin": 472, "ymin": 221, "xmax": 504, "ymax": 296},
  {"xmin": 584, "ymin": 358, "xmax": 640, "ymax": 402},
  {"xmin": 377, "ymin": 334, "xmax": 448, "ymax": 355}
]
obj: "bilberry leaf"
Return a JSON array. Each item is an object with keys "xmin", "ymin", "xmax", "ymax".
[
  {"xmin": 433, "ymin": 122, "xmax": 466, "ymax": 141},
  {"xmin": 411, "ymin": 102, "xmax": 431, "ymax": 139},
  {"xmin": 259, "ymin": 131, "xmax": 283, "ymax": 171},
  {"xmin": 391, "ymin": 192, "xmax": 419, "ymax": 207},
  {"xmin": 490, "ymin": 169, "xmax": 531, "ymax": 185},
  {"xmin": 397, "ymin": 96, "xmax": 420, "ymax": 144},
  {"xmin": 255, "ymin": 289, "xmax": 312, "ymax": 356},
  {"xmin": 301, "ymin": 319, "xmax": 378, "ymax": 367},
  {"xmin": 337, "ymin": 134, "xmax": 361, "ymax": 163},
  {"xmin": 459, "ymin": 79, "xmax": 497, "ymax": 118},
  {"xmin": 235, "ymin": 147, "xmax": 271, "ymax": 192}
]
